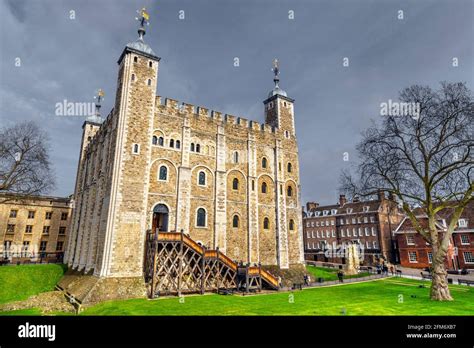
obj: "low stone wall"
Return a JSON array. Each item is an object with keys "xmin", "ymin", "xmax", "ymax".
[{"xmin": 262, "ymin": 263, "xmax": 309, "ymax": 287}]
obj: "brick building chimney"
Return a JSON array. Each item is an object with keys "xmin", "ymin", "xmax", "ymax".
[{"xmin": 339, "ymin": 195, "xmax": 347, "ymax": 207}]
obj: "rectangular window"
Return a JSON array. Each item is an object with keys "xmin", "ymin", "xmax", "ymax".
[
  {"xmin": 346, "ymin": 218, "xmax": 350, "ymax": 224},
  {"xmin": 43, "ymin": 226, "xmax": 50, "ymax": 235},
  {"xmin": 406, "ymin": 235, "xmax": 415, "ymax": 245},
  {"xmin": 307, "ymin": 243, "xmax": 311, "ymax": 250},
  {"xmin": 366, "ymin": 241, "xmax": 370, "ymax": 249},
  {"xmin": 364, "ymin": 217, "xmax": 368, "ymax": 223},
  {"xmin": 347, "ymin": 208, "xmax": 353, "ymax": 214},
  {"xmin": 373, "ymin": 241, "xmax": 377, "ymax": 249},
  {"xmin": 40, "ymin": 241, "xmax": 47, "ymax": 252},
  {"xmin": 56, "ymin": 241, "xmax": 64, "ymax": 251},
  {"xmin": 458, "ymin": 219, "xmax": 468, "ymax": 228},
  {"xmin": 358, "ymin": 228, "xmax": 362, "ymax": 237},
  {"xmin": 9, "ymin": 210, "xmax": 17, "ymax": 218},
  {"xmin": 347, "ymin": 229, "xmax": 351, "ymax": 237},
  {"xmin": 427, "ymin": 252, "xmax": 433, "ymax": 264},
  {"xmin": 6, "ymin": 224, "xmax": 15, "ymax": 234},
  {"xmin": 45, "ymin": 212, "xmax": 53, "ymax": 220},
  {"xmin": 61, "ymin": 212, "xmax": 68, "ymax": 220},
  {"xmin": 316, "ymin": 221, "xmax": 319, "ymax": 227},
  {"xmin": 408, "ymin": 251, "xmax": 418, "ymax": 263},
  {"xmin": 59, "ymin": 226, "xmax": 66, "ymax": 235},
  {"xmin": 363, "ymin": 206, "xmax": 370, "ymax": 212},
  {"xmin": 25, "ymin": 225, "xmax": 33, "ymax": 233},
  {"xmin": 326, "ymin": 230, "xmax": 330, "ymax": 238},
  {"xmin": 460, "ymin": 235, "xmax": 469, "ymax": 245},
  {"xmin": 341, "ymin": 229, "xmax": 345, "ymax": 237},
  {"xmin": 352, "ymin": 218, "xmax": 356, "ymax": 224},
  {"xmin": 311, "ymin": 222, "xmax": 314, "ymax": 227},
  {"xmin": 463, "ymin": 252, "xmax": 474, "ymax": 263},
  {"xmin": 353, "ymin": 228, "xmax": 356, "ymax": 236},
  {"xmin": 371, "ymin": 227, "xmax": 376, "ymax": 236},
  {"xmin": 340, "ymin": 219, "xmax": 344, "ymax": 225},
  {"xmin": 317, "ymin": 231, "xmax": 320, "ymax": 238},
  {"xmin": 331, "ymin": 230, "xmax": 335, "ymax": 237},
  {"xmin": 357, "ymin": 217, "xmax": 362, "ymax": 224},
  {"xmin": 28, "ymin": 211, "xmax": 35, "ymax": 219},
  {"xmin": 370, "ymin": 216, "xmax": 375, "ymax": 223},
  {"xmin": 331, "ymin": 220, "xmax": 334, "ymax": 226},
  {"xmin": 365, "ymin": 227, "xmax": 369, "ymax": 236},
  {"xmin": 311, "ymin": 231, "xmax": 315, "ymax": 238},
  {"xmin": 326, "ymin": 220, "xmax": 329, "ymax": 226},
  {"xmin": 307, "ymin": 231, "xmax": 310, "ymax": 238}
]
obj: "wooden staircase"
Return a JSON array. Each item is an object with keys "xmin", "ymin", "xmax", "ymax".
[{"xmin": 144, "ymin": 231, "xmax": 279, "ymax": 298}]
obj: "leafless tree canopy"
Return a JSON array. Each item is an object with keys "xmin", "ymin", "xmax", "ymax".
[
  {"xmin": 340, "ymin": 82, "xmax": 473, "ymax": 300},
  {"xmin": 0, "ymin": 121, "xmax": 55, "ymax": 200},
  {"xmin": 341, "ymin": 82, "xmax": 473, "ymax": 210}
]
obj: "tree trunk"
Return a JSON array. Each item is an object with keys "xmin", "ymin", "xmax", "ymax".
[{"xmin": 430, "ymin": 261, "xmax": 453, "ymax": 301}]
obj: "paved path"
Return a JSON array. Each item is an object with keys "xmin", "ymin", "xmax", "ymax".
[{"xmin": 397, "ymin": 266, "xmax": 474, "ymax": 284}]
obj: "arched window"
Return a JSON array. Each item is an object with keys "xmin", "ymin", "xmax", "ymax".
[
  {"xmin": 289, "ymin": 219, "xmax": 295, "ymax": 231},
  {"xmin": 263, "ymin": 217, "xmax": 270, "ymax": 230},
  {"xmin": 152, "ymin": 136, "xmax": 158, "ymax": 145},
  {"xmin": 232, "ymin": 178, "xmax": 239, "ymax": 190},
  {"xmin": 169, "ymin": 139, "xmax": 174, "ymax": 148},
  {"xmin": 176, "ymin": 140, "xmax": 181, "ymax": 149},
  {"xmin": 158, "ymin": 166, "xmax": 168, "ymax": 181},
  {"xmin": 196, "ymin": 208, "xmax": 206, "ymax": 227},
  {"xmin": 198, "ymin": 171, "xmax": 206, "ymax": 186},
  {"xmin": 133, "ymin": 144, "xmax": 139, "ymax": 154},
  {"xmin": 287, "ymin": 186, "xmax": 293, "ymax": 197},
  {"xmin": 262, "ymin": 182, "xmax": 267, "ymax": 194},
  {"xmin": 158, "ymin": 137, "xmax": 164, "ymax": 146},
  {"xmin": 287, "ymin": 162, "xmax": 292, "ymax": 173},
  {"xmin": 232, "ymin": 215, "xmax": 239, "ymax": 228},
  {"xmin": 196, "ymin": 144, "xmax": 201, "ymax": 153},
  {"xmin": 191, "ymin": 143, "xmax": 195, "ymax": 152},
  {"xmin": 262, "ymin": 157, "xmax": 267, "ymax": 168},
  {"xmin": 233, "ymin": 151, "xmax": 239, "ymax": 163}
]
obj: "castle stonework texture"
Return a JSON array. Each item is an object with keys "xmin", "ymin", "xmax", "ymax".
[{"xmin": 64, "ymin": 20, "xmax": 304, "ymax": 287}]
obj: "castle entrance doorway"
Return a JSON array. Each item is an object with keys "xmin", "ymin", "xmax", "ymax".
[{"xmin": 152, "ymin": 204, "xmax": 169, "ymax": 233}]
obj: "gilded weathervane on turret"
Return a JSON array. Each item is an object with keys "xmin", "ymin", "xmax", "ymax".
[
  {"xmin": 135, "ymin": 7, "xmax": 150, "ymax": 41},
  {"xmin": 87, "ymin": 89, "xmax": 105, "ymax": 123}
]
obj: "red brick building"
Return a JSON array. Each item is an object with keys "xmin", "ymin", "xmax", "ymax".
[
  {"xmin": 302, "ymin": 192, "xmax": 403, "ymax": 265},
  {"xmin": 394, "ymin": 201, "xmax": 474, "ymax": 270}
]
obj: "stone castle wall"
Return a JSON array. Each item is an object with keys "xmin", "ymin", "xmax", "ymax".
[{"xmin": 65, "ymin": 47, "xmax": 304, "ymax": 279}]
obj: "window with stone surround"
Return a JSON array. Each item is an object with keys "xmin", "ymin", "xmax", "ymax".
[
  {"xmin": 196, "ymin": 208, "xmax": 206, "ymax": 227},
  {"xmin": 61, "ymin": 212, "xmax": 68, "ymax": 220},
  {"xmin": 56, "ymin": 241, "xmax": 64, "ymax": 251},
  {"xmin": 25, "ymin": 225, "xmax": 33, "ymax": 234},
  {"xmin": 261, "ymin": 182, "xmax": 267, "ymax": 194},
  {"xmin": 45, "ymin": 212, "xmax": 52, "ymax": 220},
  {"xmin": 287, "ymin": 162, "xmax": 292, "ymax": 172},
  {"xmin": 176, "ymin": 140, "xmax": 181, "ymax": 149},
  {"xmin": 28, "ymin": 211, "xmax": 35, "ymax": 219},
  {"xmin": 233, "ymin": 151, "xmax": 239, "ymax": 163},
  {"xmin": 9, "ymin": 210, "xmax": 17, "ymax": 218},
  {"xmin": 458, "ymin": 219, "xmax": 468, "ymax": 228},
  {"xmin": 158, "ymin": 166, "xmax": 168, "ymax": 181},
  {"xmin": 233, "ymin": 215, "xmax": 239, "ymax": 228},
  {"xmin": 6, "ymin": 224, "xmax": 15, "ymax": 234},
  {"xmin": 262, "ymin": 157, "xmax": 267, "ymax": 168},
  {"xmin": 43, "ymin": 226, "xmax": 50, "ymax": 235},
  {"xmin": 169, "ymin": 139, "xmax": 174, "ymax": 148},
  {"xmin": 132, "ymin": 143, "xmax": 140, "ymax": 154},
  {"xmin": 59, "ymin": 226, "xmax": 66, "ymax": 235},
  {"xmin": 289, "ymin": 219, "xmax": 295, "ymax": 231},
  {"xmin": 196, "ymin": 144, "xmax": 201, "ymax": 153},
  {"xmin": 263, "ymin": 217, "xmax": 270, "ymax": 230},
  {"xmin": 461, "ymin": 235, "xmax": 469, "ymax": 245},
  {"xmin": 232, "ymin": 178, "xmax": 239, "ymax": 190},
  {"xmin": 198, "ymin": 171, "xmax": 206, "ymax": 186},
  {"xmin": 40, "ymin": 241, "xmax": 47, "ymax": 252},
  {"xmin": 287, "ymin": 186, "xmax": 293, "ymax": 197}
]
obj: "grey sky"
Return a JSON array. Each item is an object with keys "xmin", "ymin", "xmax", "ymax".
[{"xmin": 1, "ymin": 0, "xmax": 472, "ymax": 206}]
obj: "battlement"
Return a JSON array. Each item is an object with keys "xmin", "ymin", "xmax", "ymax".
[{"xmin": 155, "ymin": 95, "xmax": 281, "ymax": 135}]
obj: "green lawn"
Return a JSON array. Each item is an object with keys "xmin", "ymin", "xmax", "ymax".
[
  {"xmin": 0, "ymin": 264, "xmax": 472, "ymax": 316},
  {"xmin": 0, "ymin": 264, "xmax": 67, "ymax": 304},
  {"xmin": 80, "ymin": 278, "xmax": 474, "ymax": 316},
  {"xmin": 305, "ymin": 265, "xmax": 371, "ymax": 281}
]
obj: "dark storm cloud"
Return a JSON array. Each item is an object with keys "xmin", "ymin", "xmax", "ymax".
[{"xmin": 1, "ymin": 0, "xmax": 472, "ymax": 205}]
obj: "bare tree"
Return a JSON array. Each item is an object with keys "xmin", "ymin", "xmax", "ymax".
[
  {"xmin": 340, "ymin": 82, "xmax": 473, "ymax": 301},
  {"xmin": 0, "ymin": 121, "xmax": 55, "ymax": 202}
]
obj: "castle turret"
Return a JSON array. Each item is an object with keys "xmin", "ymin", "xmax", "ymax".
[
  {"xmin": 263, "ymin": 59, "xmax": 295, "ymax": 137},
  {"xmin": 98, "ymin": 8, "xmax": 160, "ymax": 277}
]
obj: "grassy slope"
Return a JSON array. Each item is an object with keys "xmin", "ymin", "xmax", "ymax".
[
  {"xmin": 0, "ymin": 264, "xmax": 67, "ymax": 304},
  {"xmin": 305, "ymin": 265, "xmax": 370, "ymax": 281},
  {"xmin": 80, "ymin": 278, "xmax": 474, "ymax": 316}
]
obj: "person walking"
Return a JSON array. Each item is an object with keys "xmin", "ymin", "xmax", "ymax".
[{"xmin": 337, "ymin": 270, "xmax": 344, "ymax": 283}]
